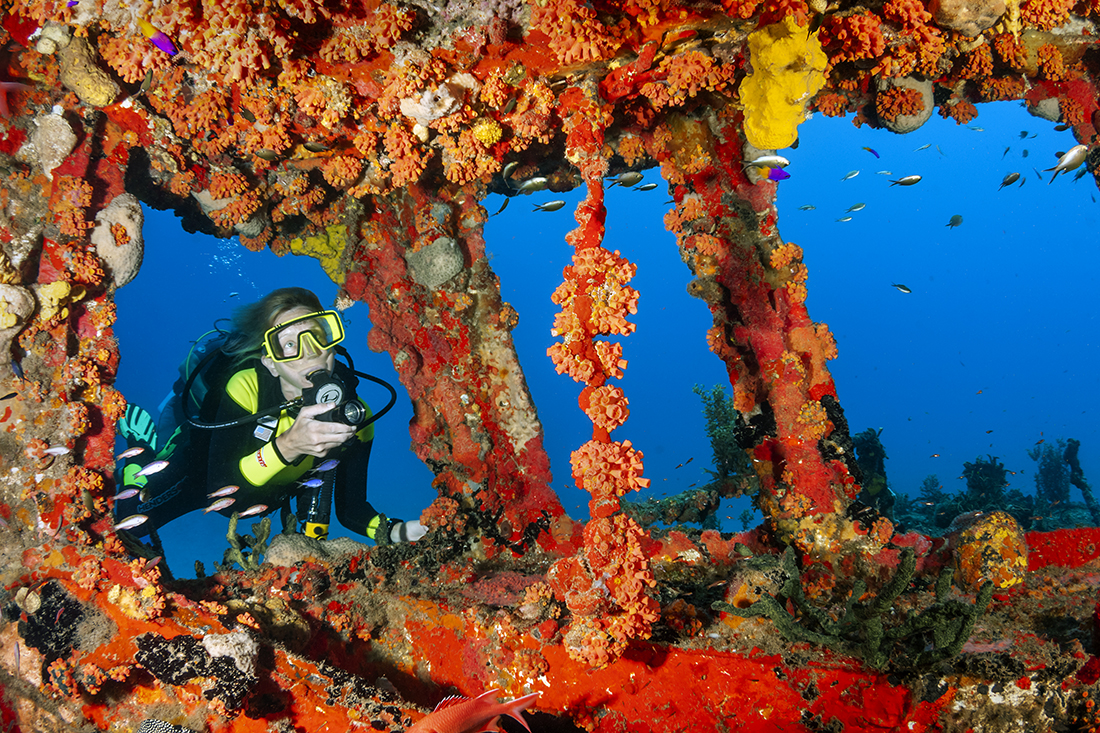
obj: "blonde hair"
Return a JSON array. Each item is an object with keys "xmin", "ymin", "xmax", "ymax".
[{"xmin": 221, "ymin": 287, "xmax": 324, "ymax": 368}]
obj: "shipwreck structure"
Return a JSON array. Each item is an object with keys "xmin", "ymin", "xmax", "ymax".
[{"xmin": 1, "ymin": 0, "xmax": 1099, "ymax": 728}]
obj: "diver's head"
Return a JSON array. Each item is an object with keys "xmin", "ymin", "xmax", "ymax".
[
  {"xmin": 221, "ymin": 288, "xmax": 345, "ymax": 400},
  {"xmin": 260, "ymin": 305, "xmax": 345, "ymax": 399}
]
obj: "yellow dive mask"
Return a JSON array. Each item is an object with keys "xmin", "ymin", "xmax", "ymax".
[{"xmin": 263, "ymin": 310, "xmax": 345, "ymax": 363}]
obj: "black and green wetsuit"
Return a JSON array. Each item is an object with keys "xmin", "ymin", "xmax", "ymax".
[{"xmin": 117, "ymin": 360, "xmax": 392, "ymax": 541}]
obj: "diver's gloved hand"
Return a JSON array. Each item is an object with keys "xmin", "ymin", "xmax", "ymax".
[{"xmin": 389, "ymin": 519, "xmax": 427, "ymax": 543}]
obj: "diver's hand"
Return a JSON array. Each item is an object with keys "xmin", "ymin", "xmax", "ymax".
[
  {"xmin": 390, "ymin": 520, "xmax": 427, "ymax": 543},
  {"xmin": 276, "ymin": 403, "xmax": 356, "ymax": 461}
]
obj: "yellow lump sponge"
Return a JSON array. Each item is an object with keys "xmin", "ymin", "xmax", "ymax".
[{"xmin": 740, "ymin": 16, "xmax": 828, "ymax": 151}]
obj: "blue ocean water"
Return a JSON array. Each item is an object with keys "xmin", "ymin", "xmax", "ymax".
[{"xmin": 114, "ymin": 100, "xmax": 1098, "ymax": 575}]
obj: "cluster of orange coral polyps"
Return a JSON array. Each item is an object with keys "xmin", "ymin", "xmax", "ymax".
[
  {"xmin": 993, "ymin": 33, "xmax": 1030, "ymax": 70},
  {"xmin": 1021, "ymin": 0, "xmax": 1077, "ymax": 30},
  {"xmin": 940, "ymin": 99, "xmax": 979, "ymax": 125},
  {"xmin": 529, "ymin": 0, "xmax": 630, "ymax": 65},
  {"xmin": 1037, "ymin": 43, "xmax": 1067, "ymax": 81},
  {"xmin": 818, "ymin": 11, "xmax": 885, "ymax": 66},
  {"xmin": 570, "ymin": 438, "xmax": 649, "ymax": 516},
  {"xmin": 876, "ymin": 86, "xmax": 925, "ymax": 123}
]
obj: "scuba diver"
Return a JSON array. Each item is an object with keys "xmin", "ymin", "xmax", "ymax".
[{"xmin": 115, "ymin": 287, "xmax": 426, "ymax": 545}]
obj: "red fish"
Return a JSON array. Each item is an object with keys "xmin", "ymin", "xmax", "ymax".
[{"xmin": 406, "ymin": 689, "xmax": 540, "ymax": 733}]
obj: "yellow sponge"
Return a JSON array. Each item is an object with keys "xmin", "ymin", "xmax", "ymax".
[{"xmin": 740, "ymin": 17, "xmax": 828, "ymax": 151}]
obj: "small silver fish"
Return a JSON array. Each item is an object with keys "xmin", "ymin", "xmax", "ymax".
[
  {"xmin": 114, "ymin": 488, "xmax": 140, "ymax": 501},
  {"xmin": 205, "ymin": 498, "xmax": 235, "ymax": 514},
  {"xmin": 798, "ymin": 204, "xmax": 815, "ymax": 211},
  {"xmin": 1045, "ymin": 144, "xmax": 1088, "ymax": 183},
  {"xmin": 237, "ymin": 504, "xmax": 268, "ymax": 518},
  {"xmin": 607, "ymin": 171, "xmax": 644, "ymax": 188},
  {"xmin": 946, "ymin": 214, "xmax": 963, "ymax": 228},
  {"xmin": 208, "ymin": 485, "xmax": 240, "ymax": 498},
  {"xmin": 43, "ymin": 446, "xmax": 71, "ymax": 456},
  {"xmin": 135, "ymin": 460, "xmax": 169, "ymax": 477},
  {"xmin": 744, "ymin": 155, "xmax": 790, "ymax": 169},
  {"xmin": 533, "ymin": 200, "xmax": 566, "ymax": 212},
  {"xmin": 114, "ymin": 514, "xmax": 149, "ymax": 531},
  {"xmin": 969, "ymin": 126, "xmax": 984, "ymax": 132},
  {"xmin": 502, "ymin": 161, "xmax": 519, "ymax": 180},
  {"xmin": 315, "ymin": 459, "xmax": 340, "ymax": 472},
  {"xmin": 846, "ymin": 203, "xmax": 866, "ymax": 213},
  {"xmin": 891, "ymin": 283, "xmax": 912, "ymax": 294},
  {"xmin": 840, "ymin": 170, "xmax": 859, "ymax": 181},
  {"xmin": 889, "ymin": 175, "xmax": 922, "ymax": 186},
  {"xmin": 116, "ymin": 447, "xmax": 145, "ymax": 460},
  {"xmin": 516, "ymin": 176, "xmax": 548, "ymax": 193},
  {"xmin": 913, "ymin": 143, "xmax": 931, "ymax": 152},
  {"xmin": 875, "ymin": 170, "xmax": 893, "ymax": 175},
  {"xmin": 634, "ymin": 183, "xmax": 659, "ymax": 191},
  {"xmin": 836, "ymin": 216, "xmax": 852, "ymax": 222}
]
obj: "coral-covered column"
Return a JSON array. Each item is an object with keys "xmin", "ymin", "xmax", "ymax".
[
  {"xmin": 544, "ymin": 90, "xmax": 660, "ymax": 667},
  {"xmin": 342, "ymin": 182, "xmax": 569, "ymax": 551},
  {"xmin": 658, "ymin": 110, "xmax": 891, "ymax": 558}
]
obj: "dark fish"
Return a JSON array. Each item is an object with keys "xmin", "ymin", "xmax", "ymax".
[
  {"xmin": 889, "ymin": 175, "xmax": 922, "ymax": 186},
  {"xmin": 239, "ymin": 107, "xmax": 257, "ymax": 123},
  {"xmin": 138, "ymin": 70, "xmax": 154, "ymax": 95},
  {"xmin": 0, "ymin": 392, "xmax": 15, "ymax": 400},
  {"xmin": 1019, "ymin": 131, "xmax": 1028, "ymax": 139},
  {"xmin": 999, "ymin": 172, "xmax": 1020, "ymax": 189},
  {"xmin": 1022, "ymin": 149, "xmax": 1028, "ymax": 158},
  {"xmin": 303, "ymin": 141, "xmax": 328, "ymax": 153},
  {"xmin": 516, "ymin": 176, "xmax": 548, "ymax": 193},
  {"xmin": 533, "ymin": 200, "xmax": 566, "ymax": 212},
  {"xmin": 607, "ymin": 171, "xmax": 644, "ymax": 188},
  {"xmin": 491, "ymin": 198, "xmax": 509, "ymax": 217},
  {"xmin": 891, "ymin": 282, "xmax": 912, "ymax": 294},
  {"xmin": 946, "ymin": 214, "xmax": 963, "ymax": 228},
  {"xmin": 254, "ymin": 149, "xmax": 279, "ymax": 161},
  {"xmin": 1002, "ymin": 147, "xmax": 1010, "ymax": 159},
  {"xmin": 1054, "ymin": 124, "xmax": 1071, "ymax": 131},
  {"xmin": 11, "ymin": 361, "xmax": 24, "ymax": 383}
]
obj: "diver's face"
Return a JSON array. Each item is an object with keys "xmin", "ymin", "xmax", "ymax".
[{"xmin": 261, "ymin": 306, "xmax": 337, "ymax": 399}]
